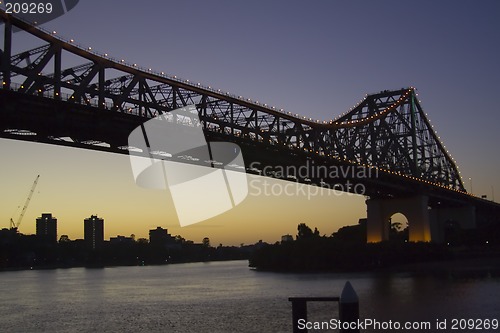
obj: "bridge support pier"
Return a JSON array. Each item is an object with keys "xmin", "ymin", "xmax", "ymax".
[
  {"xmin": 366, "ymin": 195, "xmax": 431, "ymax": 242},
  {"xmin": 429, "ymin": 205, "xmax": 476, "ymax": 243}
]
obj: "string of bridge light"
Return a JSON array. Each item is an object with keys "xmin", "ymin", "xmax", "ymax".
[
  {"xmin": 33, "ymin": 25, "xmax": 300, "ymax": 119},
  {"xmin": 232, "ymin": 121, "xmax": 470, "ymax": 196},
  {"xmin": 330, "ymin": 94, "xmax": 369, "ymax": 123},
  {"xmin": 413, "ymin": 91, "xmax": 465, "ymax": 189},
  {"xmin": 233, "ymin": 88, "xmax": 470, "ymax": 196},
  {"xmin": 328, "ymin": 88, "xmax": 410, "ymax": 124},
  {"xmin": 320, "ymin": 87, "xmax": 466, "ymax": 193},
  {"xmin": 3, "ymin": 12, "xmax": 463, "ymax": 159},
  {"xmin": 9, "ymin": 16, "xmax": 470, "ymax": 194},
  {"xmin": 14, "ymin": 16, "xmax": 360, "ymax": 125},
  {"xmin": 13, "ymin": 15, "xmax": 413, "ymax": 128},
  {"xmin": 285, "ymin": 141, "xmax": 470, "ymax": 196},
  {"xmin": 332, "ymin": 89, "xmax": 412, "ymax": 127}
]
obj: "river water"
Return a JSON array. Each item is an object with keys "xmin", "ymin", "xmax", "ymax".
[{"xmin": 0, "ymin": 260, "xmax": 498, "ymax": 332}]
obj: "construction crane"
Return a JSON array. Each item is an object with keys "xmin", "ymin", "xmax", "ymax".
[{"xmin": 10, "ymin": 175, "xmax": 40, "ymax": 232}]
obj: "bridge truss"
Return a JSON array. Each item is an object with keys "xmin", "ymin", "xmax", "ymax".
[{"xmin": 0, "ymin": 10, "xmax": 465, "ymax": 195}]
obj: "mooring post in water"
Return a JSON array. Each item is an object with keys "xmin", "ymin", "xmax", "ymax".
[
  {"xmin": 339, "ymin": 281, "xmax": 360, "ymax": 333},
  {"xmin": 289, "ymin": 298, "xmax": 307, "ymax": 333},
  {"xmin": 289, "ymin": 282, "xmax": 358, "ymax": 332}
]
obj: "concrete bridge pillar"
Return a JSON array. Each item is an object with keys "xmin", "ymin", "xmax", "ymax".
[{"xmin": 366, "ymin": 195, "xmax": 431, "ymax": 243}]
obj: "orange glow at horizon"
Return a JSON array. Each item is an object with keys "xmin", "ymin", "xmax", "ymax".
[{"xmin": 0, "ymin": 139, "xmax": 366, "ymax": 246}]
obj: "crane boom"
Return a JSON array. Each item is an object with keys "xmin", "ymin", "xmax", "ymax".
[{"xmin": 10, "ymin": 175, "xmax": 40, "ymax": 231}]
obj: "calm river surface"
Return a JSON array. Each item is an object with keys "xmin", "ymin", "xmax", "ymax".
[{"xmin": 0, "ymin": 260, "xmax": 498, "ymax": 332}]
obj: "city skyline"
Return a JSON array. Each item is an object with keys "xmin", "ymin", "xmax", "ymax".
[
  {"xmin": 16, "ymin": 211, "xmax": 268, "ymax": 246},
  {"xmin": 1, "ymin": 137, "xmax": 367, "ymax": 246},
  {"xmin": 1, "ymin": 1, "xmax": 499, "ymax": 246}
]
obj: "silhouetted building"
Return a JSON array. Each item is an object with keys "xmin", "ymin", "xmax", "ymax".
[
  {"xmin": 149, "ymin": 227, "xmax": 176, "ymax": 247},
  {"xmin": 109, "ymin": 235, "xmax": 134, "ymax": 245},
  {"xmin": 36, "ymin": 213, "xmax": 57, "ymax": 243},
  {"xmin": 0, "ymin": 227, "xmax": 19, "ymax": 246},
  {"xmin": 84, "ymin": 215, "xmax": 104, "ymax": 250}
]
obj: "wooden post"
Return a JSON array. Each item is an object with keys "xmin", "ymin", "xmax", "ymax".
[
  {"xmin": 339, "ymin": 281, "xmax": 359, "ymax": 333},
  {"xmin": 289, "ymin": 285, "xmax": 357, "ymax": 333},
  {"xmin": 289, "ymin": 296, "xmax": 340, "ymax": 332},
  {"xmin": 289, "ymin": 298, "xmax": 307, "ymax": 333}
]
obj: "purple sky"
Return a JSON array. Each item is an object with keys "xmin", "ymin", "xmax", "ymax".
[
  {"xmin": 1, "ymin": 1, "xmax": 499, "ymax": 243},
  {"xmin": 39, "ymin": 0, "xmax": 498, "ymax": 196}
]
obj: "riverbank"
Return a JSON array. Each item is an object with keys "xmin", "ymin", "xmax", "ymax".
[
  {"xmin": 0, "ymin": 256, "xmax": 251, "ymax": 273},
  {"xmin": 249, "ymin": 237, "xmax": 500, "ymax": 275}
]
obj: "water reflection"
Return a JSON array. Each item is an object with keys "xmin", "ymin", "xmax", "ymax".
[{"xmin": 0, "ymin": 261, "xmax": 498, "ymax": 333}]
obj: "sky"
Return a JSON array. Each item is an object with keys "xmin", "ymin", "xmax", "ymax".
[{"xmin": 1, "ymin": 0, "xmax": 499, "ymax": 246}]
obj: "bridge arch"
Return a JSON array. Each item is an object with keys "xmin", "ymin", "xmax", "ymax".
[
  {"xmin": 389, "ymin": 212, "xmax": 409, "ymax": 241},
  {"xmin": 366, "ymin": 195, "xmax": 431, "ymax": 243}
]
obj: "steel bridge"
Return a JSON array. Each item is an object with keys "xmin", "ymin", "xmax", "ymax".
[{"xmin": 1, "ymin": 11, "xmax": 498, "ymax": 242}]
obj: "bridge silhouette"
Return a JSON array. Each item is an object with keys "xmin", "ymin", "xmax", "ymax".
[{"xmin": 1, "ymin": 10, "xmax": 498, "ymax": 243}]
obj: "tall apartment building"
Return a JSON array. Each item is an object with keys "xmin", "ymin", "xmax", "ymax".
[
  {"xmin": 84, "ymin": 215, "xmax": 104, "ymax": 250},
  {"xmin": 149, "ymin": 226, "xmax": 176, "ymax": 247},
  {"xmin": 36, "ymin": 213, "xmax": 57, "ymax": 243}
]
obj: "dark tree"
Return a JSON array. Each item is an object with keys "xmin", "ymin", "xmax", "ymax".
[{"xmin": 297, "ymin": 223, "xmax": 314, "ymax": 240}]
